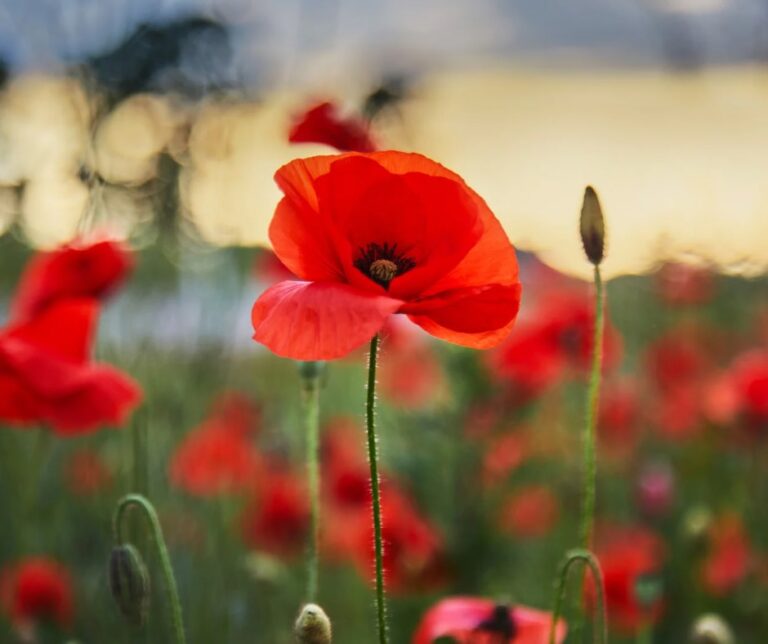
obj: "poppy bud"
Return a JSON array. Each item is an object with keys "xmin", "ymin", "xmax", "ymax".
[
  {"xmin": 108, "ymin": 544, "xmax": 150, "ymax": 627},
  {"xmin": 580, "ymin": 186, "xmax": 605, "ymax": 265},
  {"xmin": 294, "ymin": 603, "xmax": 332, "ymax": 644},
  {"xmin": 689, "ymin": 614, "xmax": 734, "ymax": 644}
]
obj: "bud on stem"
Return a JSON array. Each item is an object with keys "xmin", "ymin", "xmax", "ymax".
[
  {"xmin": 295, "ymin": 603, "xmax": 332, "ymax": 644},
  {"xmin": 109, "ymin": 544, "xmax": 150, "ymax": 627},
  {"xmin": 580, "ymin": 186, "xmax": 605, "ymax": 265}
]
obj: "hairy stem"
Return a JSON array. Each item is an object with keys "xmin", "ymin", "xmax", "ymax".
[
  {"xmin": 365, "ymin": 334, "xmax": 388, "ymax": 644},
  {"xmin": 301, "ymin": 361, "xmax": 322, "ymax": 601}
]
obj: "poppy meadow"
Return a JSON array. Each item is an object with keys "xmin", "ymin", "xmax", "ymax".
[{"xmin": 2, "ymin": 15, "xmax": 768, "ymax": 643}]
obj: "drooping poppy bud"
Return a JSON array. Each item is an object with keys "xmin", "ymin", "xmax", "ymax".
[
  {"xmin": 108, "ymin": 544, "xmax": 150, "ymax": 627},
  {"xmin": 580, "ymin": 185, "xmax": 605, "ymax": 265},
  {"xmin": 294, "ymin": 603, "xmax": 332, "ymax": 644},
  {"xmin": 689, "ymin": 614, "xmax": 735, "ymax": 644}
]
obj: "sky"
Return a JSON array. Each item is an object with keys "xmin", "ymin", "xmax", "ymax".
[{"xmin": 1, "ymin": 0, "xmax": 768, "ymax": 88}]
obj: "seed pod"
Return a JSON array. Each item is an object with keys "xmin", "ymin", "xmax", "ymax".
[
  {"xmin": 108, "ymin": 544, "xmax": 150, "ymax": 627},
  {"xmin": 580, "ymin": 186, "xmax": 605, "ymax": 265},
  {"xmin": 690, "ymin": 613, "xmax": 734, "ymax": 644},
  {"xmin": 294, "ymin": 603, "xmax": 332, "ymax": 644}
]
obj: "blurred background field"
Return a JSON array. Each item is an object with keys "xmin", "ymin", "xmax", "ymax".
[{"xmin": 2, "ymin": 1, "xmax": 768, "ymax": 643}]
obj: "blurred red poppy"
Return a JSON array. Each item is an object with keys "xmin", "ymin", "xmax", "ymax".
[
  {"xmin": 378, "ymin": 318, "xmax": 443, "ymax": 408},
  {"xmin": 701, "ymin": 513, "xmax": 753, "ymax": 596},
  {"xmin": 252, "ymin": 249, "xmax": 296, "ymax": 284},
  {"xmin": 11, "ymin": 239, "xmax": 132, "ymax": 321},
  {"xmin": 482, "ymin": 432, "xmax": 528, "ymax": 488},
  {"xmin": 588, "ymin": 526, "xmax": 664, "ymax": 635},
  {"xmin": 706, "ymin": 350, "xmax": 768, "ymax": 437},
  {"xmin": 489, "ymin": 290, "xmax": 620, "ymax": 398},
  {"xmin": 252, "ymin": 152, "xmax": 521, "ymax": 360},
  {"xmin": 598, "ymin": 381, "xmax": 641, "ymax": 456},
  {"xmin": 64, "ymin": 449, "xmax": 113, "ymax": 495},
  {"xmin": 498, "ymin": 485, "xmax": 559, "ymax": 539},
  {"xmin": 0, "ymin": 298, "xmax": 141, "ymax": 434},
  {"xmin": 0, "ymin": 558, "xmax": 74, "ymax": 630},
  {"xmin": 412, "ymin": 597, "xmax": 566, "ymax": 644},
  {"xmin": 241, "ymin": 468, "xmax": 310, "ymax": 558},
  {"xmin": 288, "ymin": 101, "xmax": 376, "ymax": 152},
  {"xmin": 654, "ymin": 262, "xmax": 714, "ymax": 306},
  {"xmin": 170, "ymin": 410, "xmax": 263, "ymax": 497},
  {"xmin": 347, "ymin": 487, "xmax": 447, "ymax": 593}
]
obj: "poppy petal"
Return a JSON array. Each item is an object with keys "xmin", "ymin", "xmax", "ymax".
[
  {"xmin": 405, "ymin": 283, "xmax": 522, "ymax": 349},
  {"xmin": 252, "ymin": 280, "xmax": 403, "ymax": 360}
]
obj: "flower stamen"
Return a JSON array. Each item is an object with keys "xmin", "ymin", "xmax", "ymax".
[{"xmin": 354, "ymin": 242, "xmax": 415, "ymax": 288}]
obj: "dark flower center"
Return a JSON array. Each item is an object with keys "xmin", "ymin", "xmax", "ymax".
[
  {"xmin": 354, "ymin": 242, "xmax": 415, "ymax": 288},
  {"xmin": 473, "ymin": 604, "xmax": 517, "ymax": 642}
]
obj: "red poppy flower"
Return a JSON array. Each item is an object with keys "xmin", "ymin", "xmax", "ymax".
[
  {"xmin": 701, "ymin": 513, "xmax": 753, "ymax": 596},
  {"xmin": 654, "ymin": 262, "xmax": 714, "ymax": 306},
  {"xmin": 413, "ymin": 597, "xmax": 566, "ymax": 644},
  {"xmin": 64, "ymin": 449, "xmax": 113, "ymax": 495},
  {"xmin": 0, "ymin": 298, "xmax": 141, "ymax": 434},
  {"xmin": 11, "ymin": 239, "xmax": 132, "ymax": 321},
  {"xmin": 489, "ymin": 290, "xmax": 620, "ymax": 397},
  {"xmin": 378, "ymin": 319, "xmax": 443, "ymax": 408},
  {"xmin": 240, "ymin": 468, "xmax": 310, "ymax": 558},
  {"xmin": 169, "ymin": 415, "xmax": 263, "ymax": 497},
  {"xmin": 708, "ymin": 350, "xmax": 768, "ymax": 436},
  {"xmin": 348, "ymin": 487, "xmax": 447, "ymax": 593},
  {"xmin": 288, "ymin": 101, "xmax": 376, "ymax": 152},
  {"xmin": 598, "ymin": 381, "xmax": 641, "ymax": 455},
  {"xmin": 482, "ymin": 432, "xmax": 528, "ymax": 488},
  {"xmin": 0, "ymin": 558, "xmax": 74, "ymax": 630},
  {"xmin": 588, "ymin": 526, "xmax": 664, "ymax": 635},
  {"xmin": 498, "ymin": 485, "xmax": 559, "ymax": 539},
  {"xmin": 251, "ymin": 152, "xmax": 521, "ymax": 360}
]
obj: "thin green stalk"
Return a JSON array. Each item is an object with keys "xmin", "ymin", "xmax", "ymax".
[
  {"xmin": 132, "ymin": 408, "xmax": 149, "ymax": 497},
  {"xmin": 365, "ymin": 334, "xmax": 388, "ymax": 644},
  {"xmin": 549, "ymin": 549, "xmax": 607, "ymax": 644},
  {"xmin": 579, "ymin": 265, "xmax": 605, "ymax": 552},
  {"xmin": 114, "ymin": 494, "xmax": 186, "ymax": 644},
  {"xmin": 301, "ymin": 362, "xmax": 322, "ymax": 602}
]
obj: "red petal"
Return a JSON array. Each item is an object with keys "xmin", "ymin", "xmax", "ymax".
[
  {"xmin": 405, "ymin": 283, "xmax": 521, "ymax": 349},
  {"xmin": 313, "ymin": 156, "xmax": 482, "ymax": 297},
  {"xmin": 42, "ymin": 366, "xmax": 142, "ymax": 435},
  {"xmin": 288, "ymin": 102, "xmax": 376, "ymax": 152},
  {"xmin": 11, "ymin": 240, "xmax": 132, "ymax": 321},
  {"xmin": 5, "ymin": 299, "xmax": 97, "ymax": 364},
  {"xmin": 252, "ymin": 280, "xmax": 402, "ymax": 360}
]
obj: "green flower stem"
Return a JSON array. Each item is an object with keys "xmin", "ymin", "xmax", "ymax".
[
  {"xmin": 580, "ymin": 264, "xmax": 605, "ymax": 552},
  {"xmin": 549, "ymin": 549, "xmax": 608, "ymax": 644},
  {"xmin": 366, "ymin": 334, "xmax": 388, "ymax": 644},
  {"xmin": 132, "ymin": 408, "xmax": 149, "ymax": 497},
  {"xmin": 114, "ymin": 494, "xmax": 186, "ymax": 644},
  {"xmin": 301, "ymin": 361, "xmax": 322, "ymax": 602}
]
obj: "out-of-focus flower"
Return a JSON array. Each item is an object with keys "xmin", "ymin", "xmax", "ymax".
[
  {"xmin": 588, "ymin": 526, "xmax": 665, "ymax": 635},
  {"xmin": 378, "ymin": 318, "xmax": 443, "ymax": 409},
  {"xmin": 482, "ymin": 431, "xmax": 528, "ymax": 488},
  {"xmin": 655, "ymin": 262, "xmax": 714, "ymax": 306},
  {"xmin": 598, "ymin": 380, "xmax": 641, "ymax": 456},
  {"xmin": 252, "ymin": 152, "xmax": 521, "ymax": 360},
  {"xmin": 0, "ymin": 298, "xmax": 141, "ymax": 434},
  {"xmin": 498, "ymin": 485, "xmax": 559, "ymax": 539},
  {"xmin": 241, "ymin": 468, "xmax": 310, "ymax": 559},
  {"xmin": 0, "ymin": 558, "xmax": 74, "ymax": 631},
  {"xmin": 10, "ymin": 239, "xmax": 133, "ymax": 321},
  {"xmin": 689, "ymin": 614, "xmax": 735, "ymax": 644},
  {"xmin": 646, "ymin": 329, "xmax": 715, "ymax": 440},
  {"xmin": 64, "ymin": 449, "xmax": 113, "ymax": 496},
  {"xmin": 489, "ymin": 290, "xmax": 620, "ymax": 398},
  {"xmin": 706, "ymin": 350, "xmax": 768, "ymax": 437},
  {"xmin": 169, "ymin": 418, "xmax": 263, "ymax": 497},
  {"xmin": 412, "ymin": 596, "xmax": 566, "ymax": 644},
  {"xmin": 635, "ymin": 461, "xmax": 675, "ymax": 519},
  {"xmin": 288, "ymin": 101, "xmax": 376, "ymax": 152},
  {"xmin": 347, "ymin": 487, "xmax": 446, "ymax": 593},
  {"xmin": 701, "ymin": 513, "xmax": 753, "ymax": 597}
]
